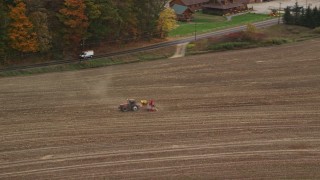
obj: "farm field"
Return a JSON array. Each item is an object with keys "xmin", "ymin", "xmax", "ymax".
[{"xmin": 1, "ymin": 39, "xmax": 320, "ymax": 179}]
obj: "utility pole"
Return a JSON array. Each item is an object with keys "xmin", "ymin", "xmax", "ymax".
[
  {"xmin": 194, "ymin": 21, "xmax": 197, "ymax": 41},
  {"xmin": 81, "ymin": 39, "xmax": 85, "ymax": 51},
  {"xmin": 278, "ymin": 2, "xmax": 282, "ymax": 24}
]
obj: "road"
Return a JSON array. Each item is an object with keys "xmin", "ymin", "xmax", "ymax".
[
  {"xmin": 0, "ymin": 18, "xmax": 280, "ymax": 72},
  {"xmin": 0, "ymin": 38, "xmax": 320, "ymax": 179}
]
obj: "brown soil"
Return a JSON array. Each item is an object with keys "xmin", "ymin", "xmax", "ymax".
[{"xmin": 1, "ymin": 39, "xmax": 320, "ymax": 179}]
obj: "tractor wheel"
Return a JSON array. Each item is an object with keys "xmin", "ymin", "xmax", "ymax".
[
  {"xmin": 132, "ymin": 105, "xmax": 139, "ymax": 111},
  {"xmin": 121, "ymin": 107, "xmax": 128, "ymax": 112}
]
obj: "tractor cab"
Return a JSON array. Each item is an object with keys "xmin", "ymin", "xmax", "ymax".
[{"xmin": 119, "ymin": 99, "xmax": 140, "ymax": 112}]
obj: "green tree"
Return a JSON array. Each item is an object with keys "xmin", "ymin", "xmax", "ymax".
[
  {"xmin": 317, "ymin": 6, "xmax": 320, "ymax": 27},
  {"xmin": 133, "ymin": 0, "xmax": 168, "ymax": 39},
  {"xmin": 283, "ymin": 7, "xmax": 293, "ymax": 25},
  {"xmin": 85, "ymin": 0, "xmax": 120, "ymax": 41},
  {"xmin": 311, "ymin": 6, "xmax": 319, "ymax": 28},
  {"xmin": 115, "ymin": 0, "xmax": 139, "ymax": 42},
  {"xmin": 299, "ymin": 8, "xmax": 305, "ymax": 26},
  {"xmin": 84, "ymin": 0, "xmax": 101, "ymax": 20},
  {"xmin": 0, "ymin": 1, "xmax": 9, "ymax": 62},
  {"xmin": 304, "ymin": 6, "xmax": 313, "ymax": 28},
  {"xmin": 29, "ymin": 11, "xmax": 52, "ymax": 52},
  {"xmin": 292, "ymin": 2, "xmax": 303, "ymax": 25}
]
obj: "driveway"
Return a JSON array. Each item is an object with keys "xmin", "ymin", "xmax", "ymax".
[{"xmin": 249, "ymin": 0, "xmax": 320, "ymax": 14}]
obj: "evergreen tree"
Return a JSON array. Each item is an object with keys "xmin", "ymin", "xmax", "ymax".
[
  {"xmin": 317, "ymin": 6, "xmax": 320, "ymax": 27},
  {"xmin": 311, "ymin": 6, "xmax": 319, "ymax": 28},
  {"xmin": 304, "ymin": 6, "xmax": 313, "ymax": 28},
  {"xmin": 299, "ymin": 8, "xmax": 305, "ymax": 26},
  {"xmin": 283, "ymin": 7, "xmax": 293, "ymax": 25},
  {"xmin": 292, "ymin": 2, "xmax": 303, "ymax": 25}
]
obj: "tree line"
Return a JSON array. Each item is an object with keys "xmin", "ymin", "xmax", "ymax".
[
  {"xmin": 283, "ymin": 2, "xmax": 320, "ymax": 28},
  {"xmin": 0, "ymin": 0, "xmax": 176, "ymax": 65}
]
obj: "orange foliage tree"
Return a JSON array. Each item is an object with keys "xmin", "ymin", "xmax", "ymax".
[
  {"xmin": 8, "ymin": 0, "xmax": 38, "ymax": 53},
  {"xmin": 59, "ymin": 0, "xmax": 88, "ymax": 50}
]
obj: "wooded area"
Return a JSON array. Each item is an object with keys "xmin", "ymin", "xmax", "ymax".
[
  {"xmin": 283, "ymin": 2, "xmax": 320, "ymax": 28},
  {"xmin": 0, "ymin": 0, "xmax": 175, "ymax": 65}
]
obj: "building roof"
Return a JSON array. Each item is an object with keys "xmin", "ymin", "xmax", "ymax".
[
  {"xmin": 172, "ymin": 4, "xmax": 189, "ymax": 14},
  {"xmin": 203, "ymin": 3, "xmax": 245, "ymax": 10},
  {"xmin": 181, "ymin": 0, "xmax": 210, "ymax": 6},
  {"xmin": 203, "ymin": 0, "xmax": 248, "ymax": 10}
]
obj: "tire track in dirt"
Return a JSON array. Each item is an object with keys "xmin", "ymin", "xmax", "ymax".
[
  {"xmin": 1, "ymin": 124, "xmax": 319, "ymax": 144},
  {"xmin": 1, "ymin": 149, "xmax": 319, "ymax": 178},
  {"xmin": 1, "ymin": 137, "xmax": 319, "ymax": 166}
]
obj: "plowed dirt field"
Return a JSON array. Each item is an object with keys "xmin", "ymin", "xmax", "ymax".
[{"xmin": 1, "ymin": 39, "xmax": 320, "ymax": 179}]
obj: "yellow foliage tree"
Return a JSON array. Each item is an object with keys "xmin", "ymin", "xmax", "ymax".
[
  {"xmin": 8, "ymin": 0, "xmax": 38, "ymax": 53},
  {"xmin": 246, "ymin": 23, "xmax": 258, "ymax": 33},
  {"xmin": 157, "ymin": 8, "xmax": 177, "ymax": 38}
]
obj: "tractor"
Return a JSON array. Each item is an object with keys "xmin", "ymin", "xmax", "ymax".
[{"xmin": 118, "ymin": 99, "xmax": 140, "ymax": 112}]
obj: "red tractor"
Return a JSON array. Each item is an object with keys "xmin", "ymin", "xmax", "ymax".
[{"xmin": 118, "ymin": 99, "xmax": 140, "ymax": 112}]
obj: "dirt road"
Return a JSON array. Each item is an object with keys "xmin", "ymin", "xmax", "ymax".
[{"xmin": 1, "ymin": 39, "xmax": 320, "ymax": 179}]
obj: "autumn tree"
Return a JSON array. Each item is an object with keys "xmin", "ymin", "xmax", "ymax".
[
  {"xmin": 157, "ymin": 8, "xmax": 177, "ymax": 38},
  {"xmin": 8, "ymin": 0, "xmax": 38, "ymax": 53},
  {"xmin": 59, "ymin": 0, "xmax": 88, "ymax": 50},
  {"xmin": 29, "ymin": 11, "xmax": 52, "ymax": 52}
]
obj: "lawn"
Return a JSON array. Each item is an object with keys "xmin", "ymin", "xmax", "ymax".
[
  {"xmin": 169, "ymin": 12, "xmax": 273, "ymax": 37},
  {"xmin": 186, "ymin": 24, "xmax": 320, "ymax": 55}
]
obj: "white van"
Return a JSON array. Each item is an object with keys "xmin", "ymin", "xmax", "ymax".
[{"xmin": 80, "ymin": 50, "xmax": 94, "ymax": 59}]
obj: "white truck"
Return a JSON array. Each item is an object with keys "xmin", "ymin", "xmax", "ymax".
[{"xmin": 80, "ymin": 50, "xmax": 94, "ymax": 59}]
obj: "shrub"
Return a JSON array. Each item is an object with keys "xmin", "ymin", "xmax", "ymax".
[
  {"xmin": 225, "ymin": 31, "xmax": 265, "ymax": 42},
  {"xmin": 263, "ymin": 38, "xmax": 289, "ymax": 45},
  {"xmin": 246, "ymin": 23, "xmax": 258, "ymax": 33},
  {"xmin": 225, "ymin": 32, "xmax": 244, "ymax": 41},
  {"xmin": 187, "ymin": 43, "xmax": 195, "ymax": 50},
  {"xmin": 242, "ymin": 32, "xmax": 266, "ymax": 42},
  {"xmin": 208, "ymin": 42, "xmax": 252, "ymax": 51},
  {"xmin": 313, "ymin": 27, "xmax": 320, "ymax": 34}
]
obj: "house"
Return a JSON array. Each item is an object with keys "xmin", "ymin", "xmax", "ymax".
[
  {"xmin": 170, "ymin": 0, "xmax": 268, "ymax": 20},
  {"xmin": 171, "ymin": 4, "xmax": 194, "ymax": 21},
  {"xmin": 202, "ymin": 0, "xmax": 249, "ymax": 15},
  {"xmin": 170, "ymin": 0, "xmax": 210, "ymax": 11}
]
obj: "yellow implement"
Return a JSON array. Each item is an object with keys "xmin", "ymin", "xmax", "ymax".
[{"xmin": 140, "ymin": 100, "xmax": 148, "ymax": 106}]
